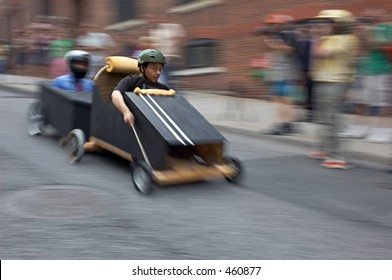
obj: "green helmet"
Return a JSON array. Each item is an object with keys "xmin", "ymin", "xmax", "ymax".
[{"xmin": 138, "ymin": 49, "xmax": 166, "ymax": 67}]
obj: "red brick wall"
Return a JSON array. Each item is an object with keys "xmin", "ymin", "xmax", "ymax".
[{"xmin": 6, "ymin": 0, "xmax": 392, "ymax": 95}]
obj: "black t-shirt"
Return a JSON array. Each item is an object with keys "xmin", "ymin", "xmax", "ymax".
[{"xmin": 114, "ymin": 75, "xmax": 169, "ymax": 95}]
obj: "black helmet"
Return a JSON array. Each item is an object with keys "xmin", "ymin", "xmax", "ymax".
[
  {"xmin": 64, "ymin": 50, "xmax": 90, "ymax": 79},
  {"xmin": 138, "ymin": 49, "xmax": 166, "ymax": 67}
]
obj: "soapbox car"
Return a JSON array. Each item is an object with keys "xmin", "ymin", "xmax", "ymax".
[
  {"xmin": 80, "ymin": 56, "xmax": 243, "ymax": 193},
  {"xmin": 25, "ymin": 81, "xmax": 92, "ymax": 151},
  {"xmin": 26, "ymin": 56, "xmax": 243, "ymax": 194}
]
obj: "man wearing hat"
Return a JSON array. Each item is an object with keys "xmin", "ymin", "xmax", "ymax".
[{"xmin": 306, "ymin": 10, "xmax": 360, "ymax": 169}]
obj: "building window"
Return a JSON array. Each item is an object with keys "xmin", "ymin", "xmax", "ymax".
[
  {"xmin": 117, "ymin": 0, "xmax": 136, "ymax": 22},
  {"xmin": 177, "ymin": 0, "xmax": 195, "ymax": 4},
  {"xmin": 36, "ymin": 0, "xmax": 50, "ymax": 17},
  {"xmin": 185, "ymin": 39, "xmax": 218, "ymax": 68}
]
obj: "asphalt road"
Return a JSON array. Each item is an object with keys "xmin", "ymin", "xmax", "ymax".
[{"xmin": 1, "ymin": 88, "xmax": 392, "ymax": 260}]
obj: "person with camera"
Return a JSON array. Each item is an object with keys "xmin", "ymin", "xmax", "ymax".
[{"xmin": 261, "ymin": 14, "xmax": 302, "ymax": 135}]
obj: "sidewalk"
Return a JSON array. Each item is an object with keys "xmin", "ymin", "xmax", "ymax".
[
  {"xmin": 184, "ymin": 91, "xmax": 392, "ymax": 165},
  {"xmin": 0, "ymin": 74, "xmax": 46, "ymax": 93},
  {"xmin": 1, "ymin": 74, "xmax": 391, "ymax": 165}
]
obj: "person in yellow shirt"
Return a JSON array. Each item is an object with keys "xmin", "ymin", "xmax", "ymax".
[{"xmin": 306, "ymin": 10, "xmax": 360, "ymax": 169}]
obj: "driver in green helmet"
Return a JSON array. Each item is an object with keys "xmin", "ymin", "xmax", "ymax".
[{"xmin": 111, "ymin": 49, "xmax": 169, "ymax": 126}]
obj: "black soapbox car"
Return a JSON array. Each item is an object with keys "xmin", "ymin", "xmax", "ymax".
[{"xmin": 26, "ymin": 56, "xmax": 243, "ymax": 194}]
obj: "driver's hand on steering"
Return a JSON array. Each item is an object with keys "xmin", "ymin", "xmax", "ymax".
[{"xmin": 123, "ymin": 110, "xmax": 135, "ymax": 127}]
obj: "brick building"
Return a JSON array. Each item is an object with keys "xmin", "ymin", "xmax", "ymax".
[{"xmin": 1, "ymin": 0, "xmax": 391, "ymax": 94}]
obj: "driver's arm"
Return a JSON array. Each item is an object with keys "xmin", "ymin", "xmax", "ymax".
[{"xmin": 111, "ymin": 90, "xmax": 134, "ymax": 126}]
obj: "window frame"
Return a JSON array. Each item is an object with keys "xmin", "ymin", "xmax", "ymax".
[
  {"xmin": 185, "ymin": 38, "xmax": 218, "ymax": 69},
  {"xmin": 168, "ymin": 0, "xmax": 224, "ymax": 14}
]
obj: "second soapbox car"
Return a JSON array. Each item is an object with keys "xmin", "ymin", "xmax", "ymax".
[{"xmin": 25, "ymin": 80, "xmax": 92, "ymax": 153}]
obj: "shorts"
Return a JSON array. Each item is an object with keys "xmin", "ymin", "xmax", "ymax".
[
  {"xmin": 269, "ymin": 80, "xmax": 295, "ymax": 97},
  {"xmin": 269, "ymin": 80, "xmax": 305, "ymax": 104}
]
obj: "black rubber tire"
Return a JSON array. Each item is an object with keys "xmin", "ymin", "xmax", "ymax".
[
  {"xmin": 223, "ymin": 156, "xmax": 243, "ymax": 184},
  {"xmin": 66, "ymin": 129, "xmax": 86, "ymax": 164},
  {"xmin": 130, "ymin": 160, "xmax": 154, "ymax": 194},
  {"xmin": 26, "ymin": 102, "xmax": 46, "ymax": 136}
]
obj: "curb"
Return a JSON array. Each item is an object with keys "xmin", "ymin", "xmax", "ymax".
[
  {"xmin": 0, "ymin": 84, "xmax": 39, "ymax": 96},
  {"xmin": 213, "ymin": 124, "xmax": 392, "ymax": 166},
  {"xmin": 213, "ymin": 124, "xmax": 313, "ymax": 147}
]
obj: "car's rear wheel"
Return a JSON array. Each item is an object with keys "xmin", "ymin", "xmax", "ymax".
[
  {"xmin": 223, "ymin": 156, "xmax": 243, "ymax": 184},
  {"xmin": 66, "ymin": 129, "xmax": 86, "ymax": 164}
]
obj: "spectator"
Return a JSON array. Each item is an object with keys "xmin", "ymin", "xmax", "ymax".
[
  {"xmin": 261, "ymin": 14, "xmax": 302, "ymax": 135},
  {"xmin": 338, "ymin": 16, "xmax": 375, "ymax": 138},
  {"xmin": 148, "ymin": 15, "xmax": 186, "ymax": 88},
  {"xmin": 113, "ymin": 33, "xmax": 137, "ymax": 57},
  {"xmin": 340, "ymin": 10, "xmax": 392, "ymax": 142},
  {"xmin": 306, "ymin": 10, "xmax": 360, "ymax": 169},
  {"xmin": 76, "ymin": 24, "xmax": 116, "ymax": 79},
  {"xmin": 48, "ymin": 27, "xmax": 75, "ymax": 78},
  {"xmin": 361, "ymin": 13, "xmax": 392, "ymax": 142},
  {"xmin": 291, "ymin": 20, "xmax": 315, "ymax": 121},
  {"xmin": 11, "ymin": 29, "xmax": 33, "ymax": 74},
  {"xmin": 132, "ymin": 36, "xmax": 152, "ymax": 59},
  {"xmin": 0, "ymin": 40, "xmax": 10, "ymax": 74},
  {"xmin": 29, "ymin": 23, "xmax": 54, "ymax": 67}
]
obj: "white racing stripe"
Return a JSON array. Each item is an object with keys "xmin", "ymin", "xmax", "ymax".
[
  {"xmin": 139, "ymin": 94, "xmax": 186, "ymax": 145},
  {"xmin": 146, "ymin": 94, "xmax": 194, "ymax": 146}
]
